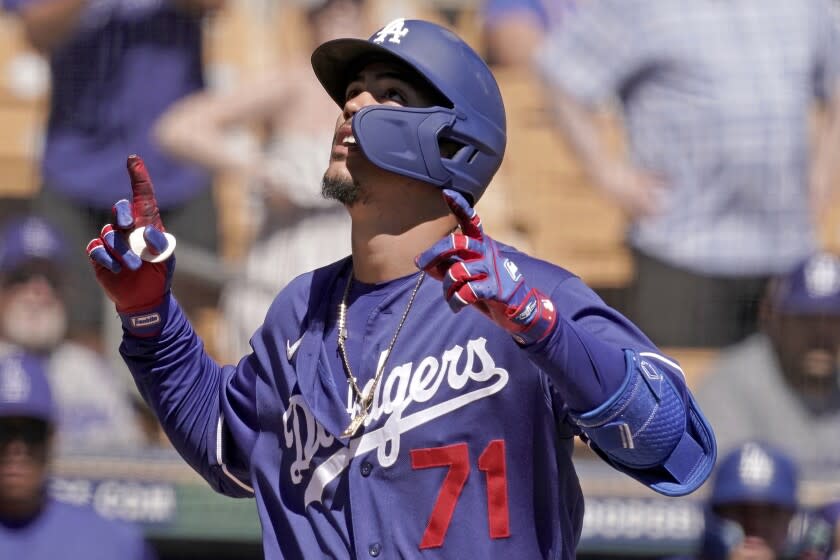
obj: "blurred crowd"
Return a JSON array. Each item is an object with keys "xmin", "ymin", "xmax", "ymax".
[{"xmin": 0, "ymin": 0, "xmax": 839, "ymax": 557}]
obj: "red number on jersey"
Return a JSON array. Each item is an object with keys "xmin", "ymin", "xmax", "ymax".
[
  {"xmin": 410, "ymin": 439, "xmax": 510, "ymax": 549},
  {"xmin": 478, "ymin": 439, "xmax": 510, "ymax": 538}
]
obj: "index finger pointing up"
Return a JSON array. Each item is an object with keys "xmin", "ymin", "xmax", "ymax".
[
  {"xmin": 442, "ymin": 188, "xmax": 483, "ymax": 239},
  {"xmin": 126, "ymin": 155, "xmax": 164, "ymax": 230}
]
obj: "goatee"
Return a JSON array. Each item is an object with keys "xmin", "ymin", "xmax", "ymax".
[{"xmin": 321, "ymin": 173, "xmax": 365, "ymax": 205}]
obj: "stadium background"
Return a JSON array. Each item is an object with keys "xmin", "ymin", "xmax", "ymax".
[{"xmin": 1, "ymin": 1, "xmax": 839, "ymax": 558}]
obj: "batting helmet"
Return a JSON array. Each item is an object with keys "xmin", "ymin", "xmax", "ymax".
[
  {"xmin": 311, "ymin": 18, "xmax": 506, "ymax": 204},
  {"xmin": 710, "ymin": 442, "xmax": 798, "ymax": 510}
]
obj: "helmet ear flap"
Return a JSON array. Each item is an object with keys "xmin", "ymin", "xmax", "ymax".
[
  {"xmin": 438, "ymin": 138, "xmax": 467, "ymax": 160},
  {"xmin": 352, "ymin": 105, "xmax": 458, "ymax": 186}
]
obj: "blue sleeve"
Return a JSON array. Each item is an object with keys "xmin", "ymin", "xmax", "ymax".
[
  {"xmin": 120, "ymin": 294, "xmax": 259, "ymax": 498},
  {"xmin": 525, "ymin": 276, "xmax": 716, "ymax": 496},
  {"xmin": 2, "ymin": 0, "xmax": 31, "ymax": 13},
  {"xmin": 3, "ymin": 0, "xmax": 174, "ymax": 29},
  {"xmin": 525, "ymin": 276, "xmax": 653, "ymax": 412}
]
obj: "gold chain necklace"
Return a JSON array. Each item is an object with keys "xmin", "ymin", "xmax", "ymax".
[{"xmin": 337, "ymin": 270, "xmax": 425, "ymax": 438}]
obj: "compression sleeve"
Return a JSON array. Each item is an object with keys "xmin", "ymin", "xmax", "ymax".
[{"xmin": 120, "ymin": 294, "xmax": 259, "ymax": 498}]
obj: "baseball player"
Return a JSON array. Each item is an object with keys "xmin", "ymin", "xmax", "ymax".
[
  {"xmin": 85, "ymin": 19, "xmax": 716, "ymax": 559},
  {"xmin": 697, "ymin": 442, "xmax": 800, "ymax": 560},
  {"xmin": 0, "ymin": 353, "xmax": 156, "ymax": 559}
]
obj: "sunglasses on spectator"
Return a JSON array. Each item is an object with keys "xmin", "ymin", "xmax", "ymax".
[
  {"xmin": 0, "ymin": 418, "xmax": 50, "ymax": 448},
  {"xmin": 0, "ymin": 264, "xmax": 63, "ymax": 291}
]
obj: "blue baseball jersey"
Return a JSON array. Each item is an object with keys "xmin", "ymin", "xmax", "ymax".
[
  {"xmin": 122, "ymin": 245, "xmax": 711, "ymax": 559},
  {"xmin": 0, "ymin": 498, "xmax": 155, "ymax": 560}
]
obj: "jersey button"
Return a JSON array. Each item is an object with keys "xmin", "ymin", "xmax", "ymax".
[
  {"xmin": 360, "ymin": 461, "xmax": 373, "ymax": 477},
  {"xmin": 368, "ymin": 543, "xmax": 381, "ymax": 557}
]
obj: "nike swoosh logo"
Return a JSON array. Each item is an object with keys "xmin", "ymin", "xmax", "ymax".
[{"xmin": 286, "ymin": 335, "xmax": 304, "ymax": 361}]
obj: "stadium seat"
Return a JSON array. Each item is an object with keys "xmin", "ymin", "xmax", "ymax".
[{"xmin": 0, "ymin": 14, "xmax": 47, "ymax": 198}]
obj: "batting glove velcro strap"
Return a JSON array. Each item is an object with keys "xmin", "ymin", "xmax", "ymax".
[
  {"xmin": 507, "ymin": 289, "xmax": 557, "ymax": 346},
  {"xmin": 571, "ymin": 350, "xmax": 717, "ymax": 497},
  {"xmin": 119, "ymin": 294, "xmax": 171, "ymax": 338}
]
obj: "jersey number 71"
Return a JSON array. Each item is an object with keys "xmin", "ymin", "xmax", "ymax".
[{"xmin": 410, "ymin": 439, "xmax": 510, "ymax": 549}]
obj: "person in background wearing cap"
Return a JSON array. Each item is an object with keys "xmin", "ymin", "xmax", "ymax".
[
  {"xmin": 694, "ymin": 253, "xmax": 840, "ymax": 466},
  {"xmin": 0, "ymin": 216, "xmax": 146, "ymax": 451},
  {"xmin": 0, "ymin": 352, "xmax": 156, "ymax": 559},
  {"xmin": 695, "ymin": 441, "xmax": 800, "ymax": 560},
  {"xmin": 0, "ymin": 0, "xmax": 226, "ymax": 352}
]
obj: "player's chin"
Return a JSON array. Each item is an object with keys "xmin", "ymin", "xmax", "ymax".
[{"xmin": 323, "ymin": 160, "xmax": 350, "ymax": 183}]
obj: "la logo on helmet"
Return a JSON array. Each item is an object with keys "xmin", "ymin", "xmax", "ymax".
[{"xmin": 373, "ymin": 18, "xmax": 409, "ymax": 44}]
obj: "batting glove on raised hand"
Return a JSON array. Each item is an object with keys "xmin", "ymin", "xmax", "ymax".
[
  {"xmin": 416, "ymin": 189, "xmax": 557, "ymax": 345},
  {"xmin": 86, "ymin": 155, "xmax": 175, "ymax": 336}
]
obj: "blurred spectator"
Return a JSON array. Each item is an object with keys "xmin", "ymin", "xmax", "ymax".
[
  {"xmin": 0, "ymin": 352, "xmax": 156, "ymax": 559},
  {"xmin": 694, "ymin": 253, "xmax": 840, "ymax": 466},
  {"xmin": 536, "ymin": 0, "xmax": 840, "ymax": 347},
  {"xmin": 699, "ymin": 442, "xmax": 799, "ymax": 560},
  {"xmin": 815, "ymin": 502, "xmax": 840, "ymax": 559},
  {"xmin": 0, "ymin": 0, "xmax": 225, "ymax": 349},
  {"xmin": 481, "ymin": 0, "xmax": 573, "ymax": 66},
  {"xmin": 155, "ymin": 0, "xmax": 366, "ymax": 359},
  {"xmin": 0, "ymin": 216, "xmax": 145, "ymax": 451},
  {"xmin": 795, "ymin": 501, "xmax": 840, "ymax": 560}
]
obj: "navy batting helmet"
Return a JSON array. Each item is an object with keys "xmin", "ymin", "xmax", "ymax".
[
  {"xmin": 311, "ymin": 18, "xmax": 506, "ymax": 204},
  {"xmin": 710, "ymin": 442, "xmax": 798, "ymax": 510}
]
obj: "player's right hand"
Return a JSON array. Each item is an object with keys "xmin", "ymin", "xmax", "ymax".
[{"xmin": 86, "ymin": 155, "xmax": 175, "ymax": 336}]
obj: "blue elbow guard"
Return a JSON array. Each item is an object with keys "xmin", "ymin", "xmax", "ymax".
[{"xmin": 571, "ymin": 350, "xmax": 716, "ymax": 497}]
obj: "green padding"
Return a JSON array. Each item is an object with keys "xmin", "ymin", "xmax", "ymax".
[{"xmin": 147, "ymin": 483, "xmax": 261, "ymax": 542}]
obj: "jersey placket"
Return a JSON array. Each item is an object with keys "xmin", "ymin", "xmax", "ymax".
[{"xmin": 346, "ymin": 285, "xmax": 402, "ymax": 559}]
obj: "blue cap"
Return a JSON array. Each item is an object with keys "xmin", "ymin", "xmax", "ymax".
[
  {"xmin": 0, "ymin": 216, "xmax": 66, "ymax": 272},
  {"xmin": 710, "ymin": 442, "xmax": 798, "ymax": 509},
  {"xmin": 816, "ymin": 501, "xmax": 840, "ymax": 525},
  {"xmin": 0, "ymin": 352, "xmax": 55, "ymax": 423},
  {"xmin": 770, "ymin": 253, "xmax": 840, "ymax": 315}
]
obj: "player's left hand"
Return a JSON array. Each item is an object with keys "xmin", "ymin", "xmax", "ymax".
[{"xmin": 416, "ymin": 189, "xmax": 557, "ymax": 345}]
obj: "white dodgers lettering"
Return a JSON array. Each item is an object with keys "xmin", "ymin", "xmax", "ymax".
[
  {"xmin": 282, "ymin": 395, "xmax": 335, "ymax": 484},
  {"xmin": 295, "ymin": 337, "xmax": 509, "ymax": 506}
]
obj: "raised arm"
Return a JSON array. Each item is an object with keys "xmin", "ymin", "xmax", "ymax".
[
  {"xmin": 86, "ymin": 155, "xmax": 258, "ymax": 497},
  {"xmin": 810, "ymin": 0, "xmax": 840, "ymax": 219},
  {"xmin": 417, "ymin": 190, "xmax": 716, "ymax": 496},
  {"xmin": 154, "ymin": 71, "xmax": 297, "ymax": 177}
]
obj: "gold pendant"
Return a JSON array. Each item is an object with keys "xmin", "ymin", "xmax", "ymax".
[{"xmin": 341, "ymin": 410, "xmax": 367, "ymax": 438}]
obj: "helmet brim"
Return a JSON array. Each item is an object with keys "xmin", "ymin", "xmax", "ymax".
[{"xmin": 311, "ymin": 38, "xmax": 443, "ymax": 108}]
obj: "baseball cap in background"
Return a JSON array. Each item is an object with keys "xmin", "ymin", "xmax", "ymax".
[
  {"xmin": 0, "ymin": 352, "xmax": 55, "ymax": 423},
  {"xmin": 710, "ymin": 441, "xmax": 798, "ymax": 509},
  {"xmin": 0, "ymin": 216, "xmax": 66, "ymax": 273},
  {"xmin": 770, "ymin": 253, "xmax": 840, "ymax": 315}
]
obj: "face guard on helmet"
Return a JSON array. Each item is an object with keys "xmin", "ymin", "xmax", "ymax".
[{"xmin": 311, "ymin": 18, "xmax": 506, "ymax": 204}]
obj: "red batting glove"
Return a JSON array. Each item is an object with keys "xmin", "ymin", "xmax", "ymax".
[
  {"xmin": 416, "ymin": 189, "xmax": 557, "ymax": 345},
  {"xmin": 86, "ymin": 155, "xmax": 175, "ymax": 336}
]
